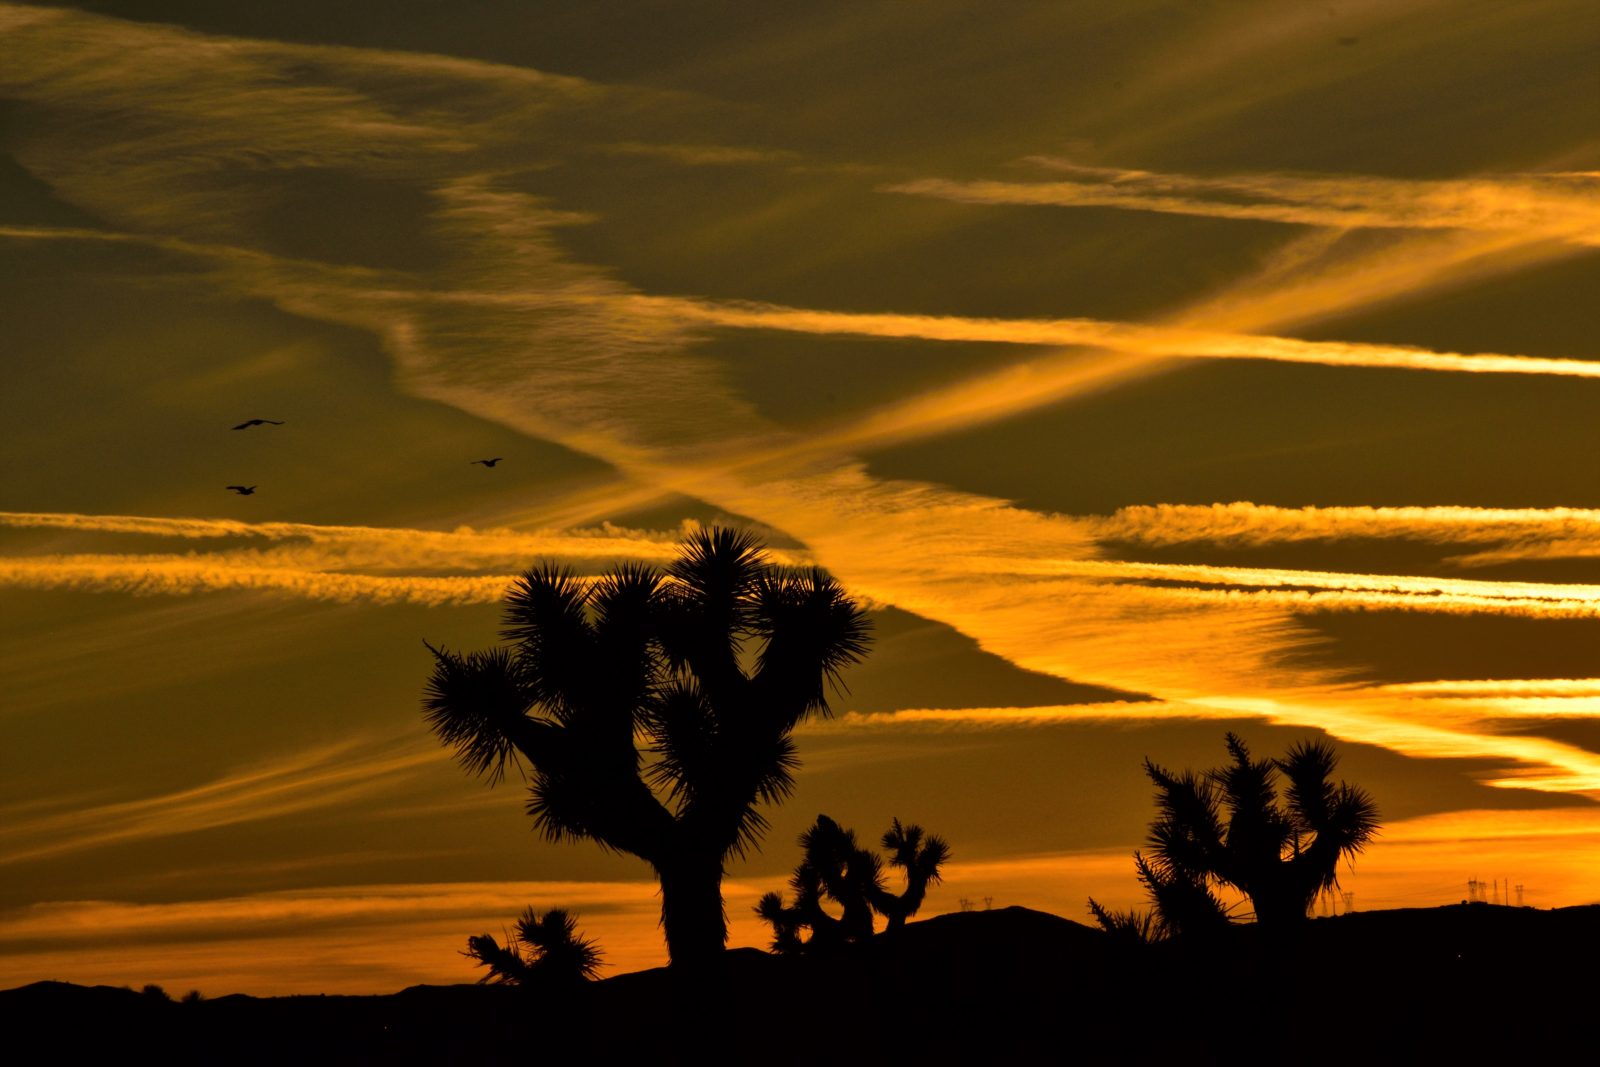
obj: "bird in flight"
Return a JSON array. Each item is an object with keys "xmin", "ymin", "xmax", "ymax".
[
  {"xmin": 225, "ymin": 485, "xmax": 257, "ymax": 495},
  {"xmin": 233, "ymin": 419, "xmax": 285, "ymax": 430},
  {"xmin": 470, "ymin": 458, "xmax": 504, "ymax": 467}
]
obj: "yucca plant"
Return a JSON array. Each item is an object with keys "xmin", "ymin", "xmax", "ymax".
[
  {"xmin": 465, "ymin": 907, "xmax": 603, "ymax": 986},
  {"xmin": 1085, "ymin": 899, "xmax": 1161, "ymax": 946}
]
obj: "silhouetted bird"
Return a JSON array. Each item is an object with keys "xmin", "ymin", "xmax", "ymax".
[
  {"xmin": 225, "ymin": 485, "xmax": 257, "ymax": 495},
  {"xmin": 232, "ymin": 419, "xmax": 285, "ymax": 430},
  {"xmin": 471, "ymin": 458, "xmax": 504, "ymax": 467}
]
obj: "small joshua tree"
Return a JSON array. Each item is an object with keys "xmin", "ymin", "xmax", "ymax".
[
  {"xmin": 757, "ymin": 816, "xmax": 878, "ymax": 953},
  {"xmin": 464, "ymin": 907, "xmax": 603, "ymax": 987},
  {"xmin": 757, "ymin": 814, "xmax": 949, "ymax": 953},
  {"xmin": 871, "ymin": 817, "xmax": 952, "ymax": 931},
  {"xmin": 1090, "ymin": 732, "xmax": 1379, "ymax": 942}
]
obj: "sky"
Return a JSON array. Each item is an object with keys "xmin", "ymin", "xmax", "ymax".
[{"xmin": 1, "ymin": 0, "xmax": 1598, "ymax": 995}]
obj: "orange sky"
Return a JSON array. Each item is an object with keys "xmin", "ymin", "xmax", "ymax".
[{"xmin": 2, "ymin": 1, "xmax": 1598, "ymax": 993}]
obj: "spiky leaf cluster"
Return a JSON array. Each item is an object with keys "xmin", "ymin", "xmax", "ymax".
[
  {"xmin": 464, "ymin": 907, "xmax": 603, "ymax": 987},
  {"xmin": 1085, "ymin": 898, "xmax": 1160, "ymax": 946}
]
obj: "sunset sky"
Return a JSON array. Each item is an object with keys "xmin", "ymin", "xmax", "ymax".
[{"xmin": 2, "ymin": 0, "xmax": 1598, "ymax": 995}]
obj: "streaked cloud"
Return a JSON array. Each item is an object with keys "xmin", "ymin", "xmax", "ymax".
[
  {"xmin": 1446, "ymin": 542, "xmax": 1600, "ymax": 568},
  {"xmin": 0, "ymin": 554, "xmax": 515, "ymax": 606},
  {"xmin": 0, "ymin": 510, "xmax": 706, "ymax": 564},
  {"xmin": 888, "ymin": 161, "xmax": 1600, "ymax": 245},
  {"xmin": 0, "ymin": 512, "xmax": 812, "ymax": 605},
  {"xmin": 1187, "ymin": 691, "xmax": 1600, "ymax": 797},
  {"xmin": 0, "ymin": 736, "xmax": 436, "ymax": 865},
  {"xmin": 0, "ymin": 875, "xmax": 779, "ymax": 993},
  {"xmin": 1086, "ymin": 502, "xmax": 1600, "ymax": 547},
  {"xmin": 1380, "ymin": 679, "xmax": 1600, "ymax": 699},
  {"xmin": 595, "ymin": 141, "xmax": 802, "ymax": 166},
  {"xmin": 1371, "ymin": 679, "xmax": 1600, "ymax": 718},
  {"xmin": 644, "ymin": 296, "xmax": 1600, "ymax": 378},
  {"xmin": 0, "ymin": 879, "xmax": 684, "ymax": 993},
  {"xmin": 1009, "ymin": 558, "xmax": 1600, "ymax": 620},
  {"xmin": 1083, "ymin": 503, "xmax": 1600, "ymax": 571},
  {"xmin": 802, "ymin": 702, "xmax": 1204, "ymax": 733}
]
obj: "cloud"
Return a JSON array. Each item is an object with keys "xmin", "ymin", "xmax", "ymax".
[
  {"xmin": 644, "ymin": 296, "xmax": 1600, "ymax": 378},
  {"xmin": 1446, "ymin": 542, "xmax": 1600, "ymax": 568},
  {"xmin": 1186, "ymin": 691, "xmax": 1600, "ymax": 797},
  {"xmin": 7, "ymin": 1, "xmax": 1597, "ymax": 818},
  {"xmin": 1081, "ymin": 503, "xmax": 1600, "ymax": 571},
  {"xmin": 0, "ymin": 554, "xmax": 515, "ymax": 606},
  {"xmin": 0, "ymin": 512, "xmax": 819, "ymax": 608},
  {"xmin": 887, "ymin": 162, "xmax": 1600, "ymax": 245},
  {"xmin": 0, "ymin": 510, "xmax": 711, "ymax": 564},
  {"xmin": 1005, "ymin": 558, "xmax": 1600, "ymax": 620},
  {"xmin": 802, "ymin": 701, "xmax": 1211, "ymax": 733},
  {"xmin": 594, "ymin": 141, "xmax": 802, "ymax": 166},
  {"xmin": 0, "ymin": 736, "xmax": 437, "ymax": 865},
  {"xmin": 1379, "ymin": 679, "xmax": 1600, "ymax": 699},
  {"xmin": 1085, "ymin": 502, "xmax": 1600, "ymax": 547},
  {"xmin": 0, "ymin": 875, "xmax": 779, "ymax": 992},
  {"xmin": 1370, "ymin": 679, "xmax": 1600, "ymax": 718}
]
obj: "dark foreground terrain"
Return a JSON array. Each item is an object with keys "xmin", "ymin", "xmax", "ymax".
[{"xmin": 4, "ymin": 903, "xmax": 1596, "ymax": 1064}]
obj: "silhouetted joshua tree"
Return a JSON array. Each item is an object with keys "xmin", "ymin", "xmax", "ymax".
[
  {"xmin": 465, "ymin": 907, "xmax": 603, "ymax": 987},
  {"xmin": 1092, "ymin": 732, "xmax": 1379, "ymax": 941},
  {"xmin": 757, "ymin": 814, "xmax": 949, "ymax": 952},
  {"xmin": 757, "ymin": 815, "xmax": 879, "ymax": 953},
  {"xmin": 423, "ymin": 528, "xmax": 871, "ymax": 970},
  {"xmin": 870, "ymin": 817, "xmax": 952, "ymax": 931}
]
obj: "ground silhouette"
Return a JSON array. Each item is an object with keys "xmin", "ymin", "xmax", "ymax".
[
  {"xmin": 422, "ymin": 527, "xmax": 871, "ymax": 969},
  {"xmin": 6, "ymin": 903, "xmax": 1593, "ymax": 1064}
]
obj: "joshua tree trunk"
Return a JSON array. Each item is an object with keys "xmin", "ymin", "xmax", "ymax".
[
  {"xmin": 1249, "ymin": 882, "xmax": 1314, "ymax": 930},
  {"xmin": 656, "ymin": 853, "xmax": 729, "ymax": 970}
]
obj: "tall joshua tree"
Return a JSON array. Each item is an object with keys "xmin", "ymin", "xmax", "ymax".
[
  {"xmin": 423, "ymin": 528, "xmax": 871, "ymax": 970},
  {"xmin": 1127, "ymin": 732, "xmax": 1379, "ymax": 936}
]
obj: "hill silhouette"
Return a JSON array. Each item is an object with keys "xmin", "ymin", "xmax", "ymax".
[{"xmin": 4, "ymin": 903, "xmax": 1593, "ymax": 1064}]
